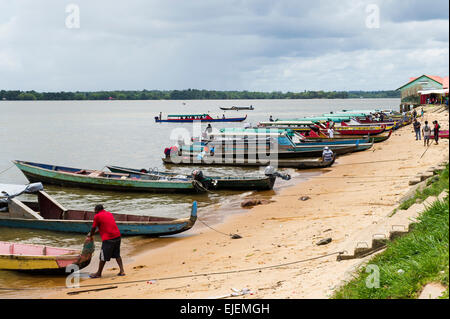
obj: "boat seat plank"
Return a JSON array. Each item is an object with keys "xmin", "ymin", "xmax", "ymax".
[
  {"xmin": 8, "ymin": 198, "xmax": 44, "ymax": 220},
  {"xmin": 88, "ymin": 171, "xmax": 105, "ymax": 177}
]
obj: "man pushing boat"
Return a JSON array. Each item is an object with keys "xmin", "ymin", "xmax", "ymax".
[{"xmin": 87, "ymin": 204, "xmax": 126, "ymax": 278}]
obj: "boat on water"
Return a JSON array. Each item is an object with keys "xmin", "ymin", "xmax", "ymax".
[
  {"xmin": 106, "ymin": 165, "xmax": 278, "ymax": 191},
  {"xmin": 12, "ymin": 160, "xmax": 209, "ymax": 193},
  {"xmin": 220, "ymin": 105, "xmax": 254, "ymax": 111},
  {"xmin": 162, "ymin": 154, "xmax": 336, "ymax": 169},
  {"xmin": 0, "ymin": 241, "xmax": 92, "ymax": 274},
  {"xmin": 155, "ymin": 113, "xmax": 247, "ymax": 123},
  {"xmin": 0, "ymin": 183, "xmax": 198, "ymax": 236},
  {"xmin": 180, "ymin": 131, "xmax": 372, "ymax": 158}
]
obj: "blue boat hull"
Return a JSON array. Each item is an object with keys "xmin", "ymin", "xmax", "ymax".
[{"xmin": 0, "ymin": 218, "xmax": 192, "ymax": 236}]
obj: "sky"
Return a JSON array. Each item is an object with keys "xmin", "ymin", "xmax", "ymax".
[{"xmin": 0, "ymin": 0, "xmax": 448, "ymax": 92}]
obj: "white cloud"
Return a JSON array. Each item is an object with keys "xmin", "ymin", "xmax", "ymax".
[{"xmin": 0, "ymin": 0, "xmax": 448, "ymax": 91}]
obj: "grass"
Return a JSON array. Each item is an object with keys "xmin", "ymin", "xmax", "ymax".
[
  {"xmin": 333, "ymin": 165, "xmax": 449, "ymax": 299},
  {"xmin": 399, "ymin": 164, "xmax": 449, "ymax": 210}
]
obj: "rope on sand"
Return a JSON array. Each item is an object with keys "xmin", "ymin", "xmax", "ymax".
[{"xmin": 0, "ymin": 251, "xmax": 342, "ymax": 292}]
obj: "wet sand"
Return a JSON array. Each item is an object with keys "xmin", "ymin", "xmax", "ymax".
[{"xmin": 16, "ymin": 106, "xmax": 450, "ymax": 299}]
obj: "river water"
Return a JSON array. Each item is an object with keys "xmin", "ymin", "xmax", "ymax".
[{"xmin": 0, "ymin": 98, "xmax": 399, "ymax": 292}]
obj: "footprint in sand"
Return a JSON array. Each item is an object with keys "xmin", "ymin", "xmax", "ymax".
[{"xmin": 133, "ymin": 265, "xmax": 147, "ymax": 270}]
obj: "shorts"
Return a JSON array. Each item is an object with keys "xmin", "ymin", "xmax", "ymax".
[
  {"xmin": 424, "ymin": 135, "xmax": 430, "ymax": 140},
  {"xmin": 100, "ymin": 237, "xmax": 121, "ymax": 261}
]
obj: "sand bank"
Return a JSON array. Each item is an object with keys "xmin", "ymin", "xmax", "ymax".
[{"xmin": 39, "ymin": 106, "xmax": 449, "ymax": 299}]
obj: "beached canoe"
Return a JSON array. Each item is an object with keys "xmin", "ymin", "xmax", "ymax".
[
  {"xmin": 162, "ymin": 155, "xmax": 336, "ymax": 169},
  {"xmin": 0, "ymin": 239, "xmax": 93, "ymax": 274},
  {"xmin": 13, "ymin": 160, "xmax": 207, "ymax": 193},
  {"xmin": 301, "ymin": 129, "xmax": 393, "ymax": 143},
  {"xmin": 0, "ymin": 187, "xmax": 198, "ymax": 236},
  {"xmin": 332, "ymin": 125, "xmax": 386, "ymax": 135},
  {"xmin": 106, "ymin": 165, "xmax": 277, "ymax": 191}
]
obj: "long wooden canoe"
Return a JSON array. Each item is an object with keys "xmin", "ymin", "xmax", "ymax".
[
  {"xmin": 0, "ymin": 190, "xmax": 197, "ymax": 236},
  {"xmin": 0, "ymin": 241, "xmax": 92, "ymax": 274},
  {"xmin": 162, "ymin": 155, "xmax": 336, "ymax": 169},
  {"xmin": 106, "ymin": 165, "xmax": 277, "ymax": 191},
  {"xmin": 13, "ymin": 160, "xmax": 206, "ymax": 193}
]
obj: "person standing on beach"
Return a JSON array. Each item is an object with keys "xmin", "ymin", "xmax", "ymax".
[
  {"xmin": 421, "ymin": 108, "xmax": 424, "ymax": 117},
  {"xmin": 88, "ymin": 204, "xmax": 125, "ymax": 278},
  {"xmin": 422, "ymin": 121, "xmax": 431, "ymax": 147},
  {"xmin": 413, "ymin": 119, "xmax": 421, "ymax": 140},
  {"xmin": 413, "ymin": 109, "xmax": 417, "ymax": 119},
  {"xmin": 433, "ymin": 120, "xmax": 440, "ymax": 145},
  {"xmin": 327, "ymin": 126, "xmax": 334, "ymax": 138}
]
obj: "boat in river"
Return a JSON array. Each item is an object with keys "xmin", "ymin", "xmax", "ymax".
[
  {"xmin": 0, "ymin": 183, "xmax": 198, "ymax": 236},
  {"xmin": 155, "ymin": 113, "xmax": 247, "ymax": 123},
  {"xmin": 106, "ymin": 165, "xmax": 278, "ymax": 191},
  {"xmin": 0, "ymin": 241, "xmax": 92, "ymax": 274},
  {"xmin": 180, "ymin": 131, "xmax": 371, "ymax": 158},
  {"xmin": 220, "ymin": 105, "xmax": 254, "ymax": 111},
  {"xmin": 12, "ymin": 160, "xmax": 209, "ymax": 193},
  {"xmin": 162, "ymin": 154, "xmax": 336, "ymax": 169}
]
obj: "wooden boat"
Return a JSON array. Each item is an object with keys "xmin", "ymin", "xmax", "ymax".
[
  {"xmin": 181, "ymin": 131, "xmax": 363, "ymax": 158},
  {"xmin": 0, "ymin": 188, "xmax": 198, "ymax": 236},
  {"xmin": 0, "ymin": 241, "xmax": 92, "ymax": 274},
  {"xmin": 179, "ymin": 144, "xmax": 359, "ymax": 158},
  {"xmin": 106, "ymin": 165, "xmax": 277, "ymax": 191},
  {"xmin": 332, "ymin": 125, "xmax": 386, "ymax": 136},
  {"xmin": 162, "ymin": 154, "xmax": 336, "ymax": 169},
  {"xmin": 301, "ymin": 129, "xmax": 393, "ymax": 143},
  {"xmin": 220, "ymin": 105, "xmax": 254, "ymax": 111},
  {"xmin": 13, "ymin": 160, "xmax": 208, "ymax": 193},
  {"xmin": 154, "ymin": 113, "xmax": 247, "ymax": 123},
  {"xmin": 432, "ymin": 130, "xmax": 449, "ymax": 139}
]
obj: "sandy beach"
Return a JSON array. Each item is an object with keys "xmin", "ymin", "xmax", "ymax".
[{"xmin": 27, "ymin": 106, "xmax": 449, "ymax": 299}]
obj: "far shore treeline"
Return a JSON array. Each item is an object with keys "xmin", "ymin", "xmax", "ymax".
[{"xmin": 0, "ymin": 89, "xmax": 400, "ymax": 101}]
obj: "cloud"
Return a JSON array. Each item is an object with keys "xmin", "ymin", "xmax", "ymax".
[{"xmin": 0, "ymin": 0, "xmax": 448, "ymax": 91}]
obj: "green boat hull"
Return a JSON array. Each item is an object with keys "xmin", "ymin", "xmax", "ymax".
[{"xmin": 13, "ymin": 160, "xmax": 201, "ymax": 193}]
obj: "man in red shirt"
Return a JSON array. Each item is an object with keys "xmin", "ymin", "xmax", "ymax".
[{"xmin": 88, "ymin": 204, "xmax": 125, "ymax": 278}]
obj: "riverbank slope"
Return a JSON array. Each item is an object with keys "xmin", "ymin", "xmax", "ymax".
[{"xmin": 45, "ymin": 106, "xmax": 449, "ymax": 299}]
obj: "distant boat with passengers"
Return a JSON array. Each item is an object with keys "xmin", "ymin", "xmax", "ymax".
[{"xmin": 155, "ymin": 113, "xmax": 247, "ymax": 123}]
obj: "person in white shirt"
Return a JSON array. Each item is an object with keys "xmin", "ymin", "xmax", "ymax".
[{"xmin": 327, "ymin": 127, "xmax": 334, "ymax": 138}]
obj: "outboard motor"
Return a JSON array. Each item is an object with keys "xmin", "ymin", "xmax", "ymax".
[
  {"xmin": 192, "ymin": 170, "xmax": 217, "ymax": 190},
  {"xmin": 264, "ymin": 166, "xmax": 291, "ymax": 181}
]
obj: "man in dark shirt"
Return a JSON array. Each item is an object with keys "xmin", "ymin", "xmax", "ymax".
[
  {"xmin": 413, "ymin": 119, "xmax": 421, "ymax": 140},
  {"xmin": 88, "ymin": 204, "xmax": 125, "ymax": 278}
]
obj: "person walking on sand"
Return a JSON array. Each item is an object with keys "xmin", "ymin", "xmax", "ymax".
[
  {"xmin": 413, "ymin": 118, "xmax": 421, "ymax": 140},
  {"xmin": 88, "ymin": 204, "xmax": 125, "ymax": 278},
  {"xmin": 422, "ymin": 121, "xmax": 431, "ymax": 147},
  {"xmin": 433, "ymin": 120, "xmax": 440, "ymax": 145}
]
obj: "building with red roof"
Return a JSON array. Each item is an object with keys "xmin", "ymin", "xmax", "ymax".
[{"xmin": 397, "ymin": 74, "xmax": 449, "ymax": 105}]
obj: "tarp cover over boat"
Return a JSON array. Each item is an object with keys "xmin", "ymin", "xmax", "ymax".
[{"xmin": 0, "ymin": 182, "xmax": 43, "ymax": 204}]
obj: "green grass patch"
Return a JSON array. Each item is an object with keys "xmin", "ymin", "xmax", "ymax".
[
  {"xmin": 333, "ymin": 197, "xmax": 449, "ymax": 299},
  {"xmin": 399, "ymin": 164, "xmax": 449, "ymax": 210}
]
